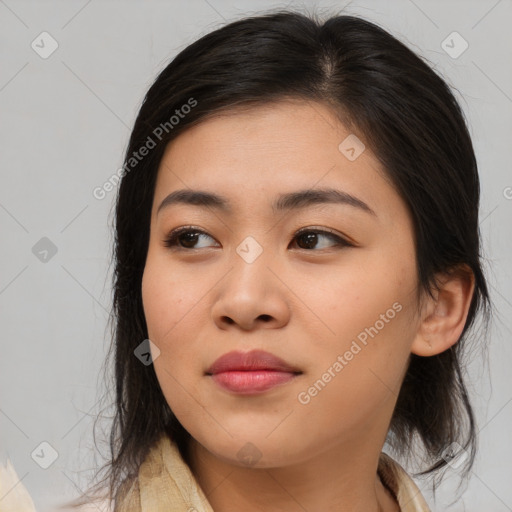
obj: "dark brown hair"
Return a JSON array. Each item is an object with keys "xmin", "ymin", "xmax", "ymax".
[{"xmin": 64, "ymin": 7, "xmax": 491, "ymax": 509}]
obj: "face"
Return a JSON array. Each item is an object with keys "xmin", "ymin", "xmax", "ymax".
[{"xmin": 141, "ymin": 99, "xmax": 423, "ymax": 468}]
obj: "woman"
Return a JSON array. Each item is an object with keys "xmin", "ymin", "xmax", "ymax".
[{"xmin": 61, "ymin": 8, "xmax": 490, "ymax": 512}]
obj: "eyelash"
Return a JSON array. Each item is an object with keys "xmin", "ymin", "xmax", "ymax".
[{"xmin": 162, "ymin": 225, "xmax": 353, "ymax": 251}]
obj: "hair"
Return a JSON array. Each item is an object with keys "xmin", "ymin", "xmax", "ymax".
[{"xmin": 63, "ymin": 7, "xmax": 492, "ymax": 509}]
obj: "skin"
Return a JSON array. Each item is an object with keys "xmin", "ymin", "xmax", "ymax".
[{"xmin": 141, "ymin": 99, "xmax": 475, "ymax": 512}]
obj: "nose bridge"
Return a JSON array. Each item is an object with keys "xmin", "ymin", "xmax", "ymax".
[
  {"xmin": 235, "ymin": 234, "xmax": 268, "ymax": 267},
  {"xmin": 211, "ymin": 232, "xmax": 289, "ymax": 329},
  {"xmin": 228, "ymin": 233, "xmax": 274, "ymax": 293}
]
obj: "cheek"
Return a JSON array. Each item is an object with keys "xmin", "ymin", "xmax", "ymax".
[
  {"xmin": 141, "ymin": 256, "xmax": 203, "ymax": 344},
  {"xmin": 294, "ymin": 305, "xmax": 414, "ymax": 443},
  {"xmin": 141, "ymin": 254, "xmax": 213, "ymax": 408},
  {"xmin": 298, "ymin": 254, "xmax": 417, "ymax": 399},
  {"xmin": 298, "ymin": 249, "xmax": 415, "ymax": 344},
  {"xmin": 141, "ymin": 259, "xmax": 205, "ymax": 414}
]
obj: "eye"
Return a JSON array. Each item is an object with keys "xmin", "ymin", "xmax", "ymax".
[
  {"xmin": 163, "ymin": 226, "xmax": 353, "ymax": 251},
  {"xmin": 289, "ymin": 228, "xmax": 353, "ymax": 250},
  {"xmin": 163, "ymin": 226, "xmax": 218, "ymax": 250}
]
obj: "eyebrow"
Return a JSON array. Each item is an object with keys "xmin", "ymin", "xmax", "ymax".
[{"xmin": 156, "ymin": 187, "xmax": 376, "ymax": 217}]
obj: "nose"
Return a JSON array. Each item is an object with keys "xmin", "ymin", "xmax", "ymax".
[{"xmin": 211, "ymin": 245, "xmax": 291, "ymax": 331}]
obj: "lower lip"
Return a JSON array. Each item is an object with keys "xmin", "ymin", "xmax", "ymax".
[{"xmin": 210, "ymin": 370, "xmax": 298, "ymax": 394}]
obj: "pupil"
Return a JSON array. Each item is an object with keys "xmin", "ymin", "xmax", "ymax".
[
  {"xmin": 182, "ymin": 232, "xmax": 198, "ymax": 248},
  {"xmin": 300, "ymin": 233, "xmax": 317, "ymax": 249}
]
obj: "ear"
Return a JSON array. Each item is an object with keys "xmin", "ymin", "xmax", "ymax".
[{"xmin": 411, "ymin": 265, "xmax": 475, "ymax": 357}]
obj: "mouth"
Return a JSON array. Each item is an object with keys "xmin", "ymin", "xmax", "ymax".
[{"xmin": 206, "ymin": 349, "xmax": 302, "ymax": 394}]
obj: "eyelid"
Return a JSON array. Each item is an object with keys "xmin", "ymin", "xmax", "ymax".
[
  {"xmin": 294, "ymin": 225, "xmax": 346, "ymax": 240},
  {"xmin": 292, "ymin": 226, "xmax": 354, "ymax": 248},
  {"xmin": 163, "ymin": 225, "xmax": 355, "ymax": 250},
  {"xmin": 163, "ymin": 225, "xmax": 216, "ymax": 249}
]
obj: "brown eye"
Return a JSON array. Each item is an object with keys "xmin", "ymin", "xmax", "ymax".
[
  {"xmin": 163, "ymin": 227, "xmax": 353, "ymax": 251},
  {"xmin": 163, "ymin": 227, "xmax": 218, "ymax": 249},
  {"xmin": 291, "ymin": 229, "xmax": 352, "ymax": 250}
]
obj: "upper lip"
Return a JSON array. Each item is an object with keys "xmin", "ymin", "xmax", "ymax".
[{"xmin": 206, "ymin": 350, "xmax": 302, "ymax": 375}]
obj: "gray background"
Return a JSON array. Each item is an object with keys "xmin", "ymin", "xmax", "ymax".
[{"xmin": 0, "ymin": 0, "xmax": 511, "ymax": 511}]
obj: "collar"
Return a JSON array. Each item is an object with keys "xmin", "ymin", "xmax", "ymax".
[
  {"xmin": 115, "ymin": 434, "xmax": 431, "ymax": 512},
  {"xmin": 378, "ymin": 452, "xmax": 431, "ymax": 511}
]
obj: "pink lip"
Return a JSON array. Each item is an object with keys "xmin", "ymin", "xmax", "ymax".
[{"xmin": 206, "ymin": 350, "xmax": 301, "ymax": 394}]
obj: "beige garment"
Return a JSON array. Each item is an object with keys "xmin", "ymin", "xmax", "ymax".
[
  {"xmin": 114, "ymin": 433, "xmax": 431, "ymax": 512},
  {"xmin": 0, "ymin": 458, "xmax": 37, "ymax": 512},
  {"xmin": 377, "ymin": 452, "xmax": 431, "ymax": 512}
]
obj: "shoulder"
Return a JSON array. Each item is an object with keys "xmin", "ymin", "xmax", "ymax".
[{"xmin": 378, "ymin": 452, "xmax": 432, "ymax": 512}]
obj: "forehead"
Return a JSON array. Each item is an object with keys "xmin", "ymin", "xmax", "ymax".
[{"xmin": 152, "ymin": 100, "xmax": 402, "ymax": 222}]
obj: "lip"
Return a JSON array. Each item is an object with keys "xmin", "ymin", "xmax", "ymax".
[
  {"xmin": 206, "ymin": 349, "xmax": 301, "ymax": 374},
  {"xmin": 206, "ymin": 350, "xmax": 302, "ymax": 394}
]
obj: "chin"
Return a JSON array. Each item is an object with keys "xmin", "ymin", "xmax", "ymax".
[{"xmin": 191, "ymin": 429, "xmax": 309, "ymax": 469}]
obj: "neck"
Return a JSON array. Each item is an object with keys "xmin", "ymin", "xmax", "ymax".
[{"xmin": 186, "ymin": 436, "xmax": 400, "ymax": 512}]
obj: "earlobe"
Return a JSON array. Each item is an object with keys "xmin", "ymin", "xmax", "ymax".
[{"xmin": 411, "ymin": 266, "xmax": 475, "ymax": 357}]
